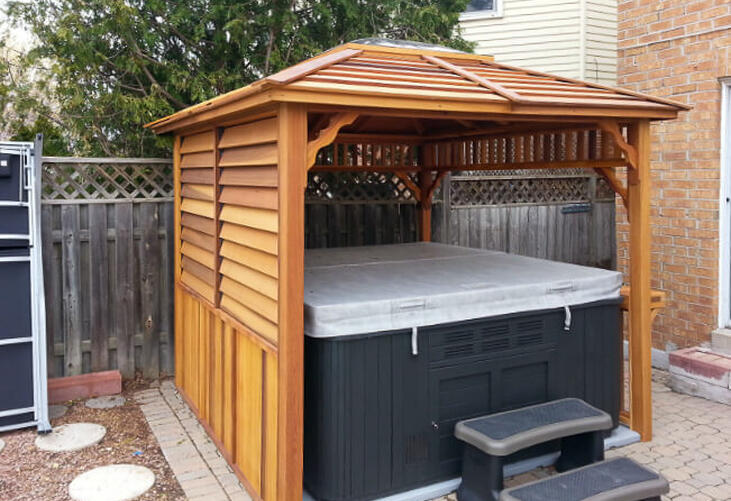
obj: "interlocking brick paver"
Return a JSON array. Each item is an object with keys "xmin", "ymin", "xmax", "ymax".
[
  {"xmin": 430, "ymin": 371, "xmax": 731, "ymax": 501},
  {"xmin": 135, "ymin": 382, "xmax": 252, "ymax": 501}
]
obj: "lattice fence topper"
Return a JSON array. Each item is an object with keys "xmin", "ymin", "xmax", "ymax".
[
  {"xmin": 42, "ymin": 158, "xmax": 173, "ymax": 201},
  {"xmin": 450, "ymin": 170, "xmax": 615, "ymax": 207},
  {"xmin": 307, "ymin": 171, "xmax": 418, "ymax": 203}
]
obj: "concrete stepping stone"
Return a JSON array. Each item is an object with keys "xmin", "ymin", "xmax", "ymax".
[
  {"xmin": 0, "ymin": 438, "xmax": 5, "ymax": 454},
  {"xmin": 35, "ymin": 423, "xmax": 106, "ymax": 452},
  {"xmin": 85, "ymin": 395, "xmax": 126, "ymax": 409},
  {"xmin": 69, "ymin": 464, "xmax": 155, "ymax": 501},
  {"xmin": 49, "ymin": 404, "xmax": 68, "ymax": 419}
]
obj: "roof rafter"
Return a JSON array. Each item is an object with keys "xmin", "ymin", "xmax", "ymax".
[
  {"xmin": 267, "ymin": 48, "xmax": 363, "ymax": 85},
  {"xmin": 421, "ymin": 54, "xmax": 521, "ymax": 103}
]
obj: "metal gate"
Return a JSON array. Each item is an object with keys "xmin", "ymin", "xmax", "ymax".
[{"xmin": 0, "ymin": 136, "xmax": 50, "ymax": 432}]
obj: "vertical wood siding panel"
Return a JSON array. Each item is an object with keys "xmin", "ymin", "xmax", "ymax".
[
  {"xmin": 223, "ymin": 323, "xmax": 237, "ymax": 457},
  {"xmin": 210, "ymin": 316, "xmax": 224, "ymax": 438},
  {"xmin": 263, "ymin": 352, "xmax": 279, "ymax": 501},
  {"xmin": 235, "ymin": 332, "xmax": 263, "ymax": 494}
]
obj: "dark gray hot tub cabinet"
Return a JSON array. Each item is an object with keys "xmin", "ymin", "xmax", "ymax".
[
  {"xmin": 302, "ymin": 244, "xmax": 622, "ymax": 501},
  {"xmin": 304, "ymin": 300, "xmax": 621, "ymax": 501}
]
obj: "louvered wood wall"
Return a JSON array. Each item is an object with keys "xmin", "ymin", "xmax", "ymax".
[
  {"xmin": 174, "ymin": 110, "xmax": 286, "ymax": 501},
  {"xmin": 218, "ymin": 117, "xmax": 279, "ymax": 344}
]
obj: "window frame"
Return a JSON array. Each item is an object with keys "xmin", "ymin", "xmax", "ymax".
[{"xmin": 459, "ymin": 0, "xmax": 503, "ymax": 21}]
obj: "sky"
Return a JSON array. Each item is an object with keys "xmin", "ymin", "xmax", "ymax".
[{"xmin": 1, "ymin": 0, "xmax": 34, "ymax": 49}]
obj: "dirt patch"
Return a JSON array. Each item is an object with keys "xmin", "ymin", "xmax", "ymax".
[{"xmin": 0, "ymin": 378, "xmax": 185, "ymax": 501}]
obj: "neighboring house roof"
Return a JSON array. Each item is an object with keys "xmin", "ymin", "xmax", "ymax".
[{"xmin": 147, "ymin": 41, "xmax": 690, "ymax": 134}]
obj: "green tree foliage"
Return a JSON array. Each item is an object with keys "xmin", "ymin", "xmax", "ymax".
[
  {"xmin": 5, "ymin": 0, "xmax": 472, "ymax": 157},
  {"xmin": 10, "ymin": 116, "xmax": 72, "ymax": 156}
]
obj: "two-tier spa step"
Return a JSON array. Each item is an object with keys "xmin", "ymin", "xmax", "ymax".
[
  {"xmin": 499, "ymin": 457, "xmax": 669, "ymax": 501},
  {"xmin": 454, "ymin": 398, "xmax": 613, "ymax": 501}
]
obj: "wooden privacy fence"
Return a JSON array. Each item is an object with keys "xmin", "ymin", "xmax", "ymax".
[
  {"xmin": 41, "ymin": 154, "xmax": 615, "ymax": 379},
  {"xmin": 439, "ymin": 169, "xmax": 616, "ymax": 268},
  {"xmin": 305, "ymin": 163, "xmax": 616, "ymax": 269},
  {"xmin": 41, "ymin": 156, "xmax": 174, "ymax": 379}
]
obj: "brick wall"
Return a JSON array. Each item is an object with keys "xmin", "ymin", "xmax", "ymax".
[{"xmin": 617, "ymin": 0, "xmax": 731, "ymax": 349}]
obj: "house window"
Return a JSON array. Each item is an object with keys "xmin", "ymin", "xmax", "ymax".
[{"xmin": 461, "ymin": 0, "xmax": 503, "ymax": 20}]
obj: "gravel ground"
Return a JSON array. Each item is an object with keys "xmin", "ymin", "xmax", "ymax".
[{"xmin": 0, "ymin": 378, "xmax": 185, "ymax": 501}]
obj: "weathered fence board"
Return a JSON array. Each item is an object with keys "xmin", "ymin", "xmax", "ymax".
[
  {"xmin": 88, "ymin": 204, "xmax": 109, "ymax": 372},
  {"xmin": 60, "ymin": 205, "xmax": 83, "ymax": 376},
  {"xmin": 115, "ymin": 202, "xmax": 135, "ymax": 378},
  {"xmin": 305, "ymin": 203, "xmax": 419, "ymax": 248},
  {"xmin": 42, "ymin": 201, "xmax": 174, "ymax": 378},
  {"xmin": 434, "ymin": 202, "xmax": 615, "ymax": 269}
]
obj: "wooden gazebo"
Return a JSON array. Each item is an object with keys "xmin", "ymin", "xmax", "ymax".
[{"xmin": 147, "ymin": 41, "xmax": 688, "ymax": 501}]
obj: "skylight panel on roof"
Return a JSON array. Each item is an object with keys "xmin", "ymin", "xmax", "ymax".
[{"xmin": 349, "ymin": 38, "xmax": 465, "ymax": 54}]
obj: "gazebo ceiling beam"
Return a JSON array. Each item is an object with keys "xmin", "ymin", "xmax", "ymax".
[
  {"xmin": 334, "ymin": 133, "xmax": 423, "ymax": 144},
  {"xmin": 426, "ymin": 122, "xmax": 610, "ymax": 140},
  {"xmin": 302, "ymin": 102, "xmax": 678, "ymax": 120},
  {"xmin": 310, "ymin": 159, "xmax": 627, "ymax": 173},
  {"xmin": 411, "ymin": 118, "xmax": 426, "ymax": 135},
  {"xmin": 433, "ymin": 159, "xmax": 627, "ymax": 172}
]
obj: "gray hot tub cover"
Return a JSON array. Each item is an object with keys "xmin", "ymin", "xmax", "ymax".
[{"xmin": 304, "ymin": 243, "xmax": 621, "ymax": 338}]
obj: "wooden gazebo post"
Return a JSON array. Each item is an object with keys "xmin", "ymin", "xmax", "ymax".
[
  {"xmin": 278, "ymin": 102, "xmax": 308, "ymax": 501},
  {"xmin": 627, "ymin": 120, "xmax": 653, "ymax": 441}
]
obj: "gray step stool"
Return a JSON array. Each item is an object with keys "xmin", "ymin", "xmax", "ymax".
[
  {"xmin": 454, "ymin": 398, "xmax": 613, "ymax": 501},
  {"xmin": 500, "ymin": 457, "xmax": 669, "ymax": 501}
]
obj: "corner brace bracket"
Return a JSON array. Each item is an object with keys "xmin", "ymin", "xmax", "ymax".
[{"xmin": 306, "ymin": 112, "xmax": 359, "ymax": 169}]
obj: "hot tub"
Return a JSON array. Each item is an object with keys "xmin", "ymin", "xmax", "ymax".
[{"xmin": 303, "ymin": 243, "xmax": 622, "ymax": 501}]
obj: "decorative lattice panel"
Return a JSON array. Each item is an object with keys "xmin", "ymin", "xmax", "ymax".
[
  {"xmin": 307, "ymin": 171, "xmax": 417, "ymax": 203},
  {"xmin": 42, "ymin": 159, "xmax": 173, "ymax": 201}
]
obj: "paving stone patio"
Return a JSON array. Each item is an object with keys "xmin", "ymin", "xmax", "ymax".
[
  {"xmin": 141, "ymin": 372, "xmax": 731, "ymax": 501},
  {"xmin": 134, "ymin": 381, "xmax": 251, "ymax": 501}
]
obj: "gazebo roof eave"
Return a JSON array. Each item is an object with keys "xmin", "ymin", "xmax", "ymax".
[
  {"xmin": 146, "ymin": 42, "xmax": 688, "ymax": 135},
  {"xmin": 149, "ymin": 88, "xmax": 681, "ymax": 135}
]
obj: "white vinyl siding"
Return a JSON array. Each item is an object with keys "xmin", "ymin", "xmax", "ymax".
[
  {"xmin": 585, "ymin": 0, "xmax": 617, "ymax": 84},
  {"xmin": 459, "ymin": 0, "xmax": 617, "ymax": 85}
]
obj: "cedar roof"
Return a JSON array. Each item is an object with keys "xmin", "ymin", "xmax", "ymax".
[{"xmin": 147, "ymin": 41, "xmax": 689, "ymax": 133}]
